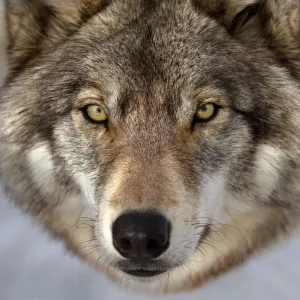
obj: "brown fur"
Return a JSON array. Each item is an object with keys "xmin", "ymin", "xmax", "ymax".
[{"xmin": 1, "ymin": 0, "xmax": 300, "ymax": 294}]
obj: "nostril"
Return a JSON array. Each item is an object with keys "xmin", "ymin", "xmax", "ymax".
[
  {"xmin": 147, "ymin": 239, "xmax": 159, "ymax": 250},
  {"xmin": 119, "ymin": 238, "xmax": 132, "ymax": 250},
  {"xmin": 146, "ymin": 235, "xmax": 167, "ymax": 250}
]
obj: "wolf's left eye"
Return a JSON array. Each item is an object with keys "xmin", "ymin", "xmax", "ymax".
[
  {"xmin": 195, "ymin": 103, "xmax": 219, "ymax": 122},
  {"xmin": 84, "ymin": 105, "xmax": 107, "ymax": 122}
]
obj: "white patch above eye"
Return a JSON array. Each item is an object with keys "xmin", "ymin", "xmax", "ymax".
[
  {"xmin": 254, "ymin": 144, "xmax": 283, "ymax": 200},
  {"xmin": 27, "ymin": 143, "xmax": 56, "ymax": 197}
]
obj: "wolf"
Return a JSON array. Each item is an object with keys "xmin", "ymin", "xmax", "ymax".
[{"xmin": 1, "ymin": 0, "xmax": 300, "ymax": 294}]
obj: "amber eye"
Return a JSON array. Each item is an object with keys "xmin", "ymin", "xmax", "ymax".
[
  {"xmin": 84, "ymin": 105, "xmax": 107, "ymax": 122},
  {"xmin": 195, "ymin": 103, "xmax": 218, "ymax": 122}
]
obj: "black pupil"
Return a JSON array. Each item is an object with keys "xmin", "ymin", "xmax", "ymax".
[{"xmin": 200, "ymin": 105, "xmax": 208, "ymax": 112}]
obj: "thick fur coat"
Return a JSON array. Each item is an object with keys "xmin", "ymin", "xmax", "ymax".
[{"xmin": 1, "ymin": 0, "xmax": 300, "ymax": 293}]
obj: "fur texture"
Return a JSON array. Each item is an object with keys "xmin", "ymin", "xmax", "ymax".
[{"xmin": 1, "ymin": 0, "xmax": 300, "ymax": 294}]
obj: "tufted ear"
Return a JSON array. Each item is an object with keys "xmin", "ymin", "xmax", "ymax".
[
  {"xmin": 259, "ymin": 0, "xmax": 300, "ymax": 78},
  {"xmin": 195, "ymin": 0, "xmax": 300, "ymax": 79},
  {"xmin": 192, "ymin": 0, "xmax": 258, "ymax": 29},
  {"xmin": 4, "ymin": 0, "xmax": 110, "ymax": 73}
]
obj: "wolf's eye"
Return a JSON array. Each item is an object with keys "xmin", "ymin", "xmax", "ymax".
[
  {"xmin": 84, "ymin": 105, "xmax": 107, "ymax": 122},
  {"xmin": 195, "ymin": 103, "xmax": 218, "ymax": 122}
]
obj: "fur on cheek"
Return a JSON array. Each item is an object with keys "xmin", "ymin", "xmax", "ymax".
[{"xmin": 254, "ymin": 144, "xmax": 284, "ymax": 201}]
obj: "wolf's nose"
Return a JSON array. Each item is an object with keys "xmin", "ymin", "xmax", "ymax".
[{"xmin": 112, "ymin": 212, "xmax": 170, "ymax": 260}]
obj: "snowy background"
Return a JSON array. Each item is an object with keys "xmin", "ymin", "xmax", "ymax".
[{"xmin": 0, "ymin": 2, "xmax": 299, "ymax": 300}]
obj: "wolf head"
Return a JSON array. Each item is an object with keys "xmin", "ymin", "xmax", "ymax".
[{"xmin": 1, "ymin": 0, "xmax": 300, "ymax": 293}]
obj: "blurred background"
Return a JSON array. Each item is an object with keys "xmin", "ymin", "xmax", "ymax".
[{"xmin": 0, "ymin": 2, "xmax": 299, "ymax": 300}]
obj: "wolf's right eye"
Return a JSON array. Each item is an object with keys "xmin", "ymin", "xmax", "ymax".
[
  {"xmin": 195, "ymin": 103, "xmax": 219, "ymax": 123},
  {"xmin": 84, "ymin": 105, "xmax": 108, "ymax": 123}
]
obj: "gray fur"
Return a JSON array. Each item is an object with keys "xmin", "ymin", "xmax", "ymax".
[{"xmin": 1, "ymin": 0, "xmax": 300, "ymax": 293}]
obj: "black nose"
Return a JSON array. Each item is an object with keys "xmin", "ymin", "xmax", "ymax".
[{"xmin": 112, "ymin": 212, "xmax": 170, "ymax": 260}]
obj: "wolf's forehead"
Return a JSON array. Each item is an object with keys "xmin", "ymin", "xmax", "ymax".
[
  {"xmin": 69, "ymin": 0, "xmax": 259, "ymax": 113},
  {"xmin": 79, "ymin": 0, "xmax": 224, "ymax": 80}
]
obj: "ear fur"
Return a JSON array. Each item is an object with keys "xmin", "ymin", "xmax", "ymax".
[
  {"xmin": 4, "ymin": 0, "xmax": 110, "ymax": 73},
  {"xmin": 260, "ymin": 0, "xmax": 300, "ymax": 78},
  {"xmin": 5, "ymin": 0, "xmax": 55, "ymax": 70},
  {"xmin": 4, "ymin": 0, "xmax": 300, "ymax": 79},
  {"xmin": 194, "ymin": 0, "xmax": 300, "ymax": 80}
]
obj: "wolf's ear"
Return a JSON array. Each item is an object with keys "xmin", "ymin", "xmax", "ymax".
[
  {"xmin": 232, "ymin": 1, "xmax": 300, "ymax": 69},
  {"xmin": 194, "ymin": 0, "xmax": 300, "ymax": 78},
  {"xmin": 196, "ymin": 0, "xmax": 300, "ymax": 79},
  {"xmin": 192, "ymin": 0, "xmax": 258, "ymax": 29},
  {"xmin": 5, "ymin": 0, "xmax": 54, "ymax": 70},
  {"xmin": 259, "ymin": 0, "xmax": 300, "ymax": 78},
  {"xmin": 4, "ymin": 0, "xmax": 109, "ymax": 72}
]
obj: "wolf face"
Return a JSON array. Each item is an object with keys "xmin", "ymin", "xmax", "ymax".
[{"xmin": 1, "ymin": 0, "xmax": 300, "ymax": 293}]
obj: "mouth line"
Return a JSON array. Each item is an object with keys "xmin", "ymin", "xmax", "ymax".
[
  {"xmin": 115, "ymin": 225, "xmax": 211, "ymax": 279},
  {"xmin": 122, "ymin": 269, "xmax": 166, "ymax": 277},
  {"xmin": 199, "ymin": 224, "xmax": 211, "ymax": 243}
]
